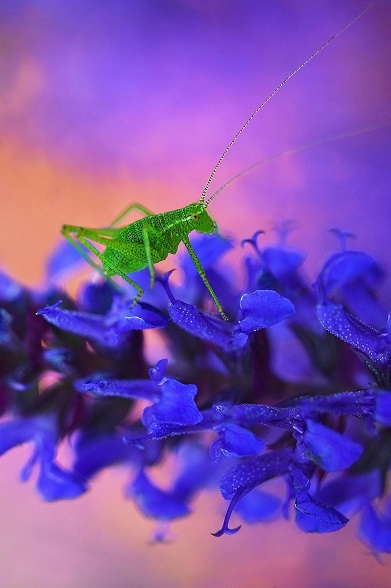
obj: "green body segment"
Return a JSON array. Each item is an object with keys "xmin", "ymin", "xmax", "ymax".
[
  {"xmin": 61, "ymin": 201, "xmax": 228, "ymax": 320},
  {"xmin": 102, "ymin": 203, "xmax": 216, "ymax": 275}
]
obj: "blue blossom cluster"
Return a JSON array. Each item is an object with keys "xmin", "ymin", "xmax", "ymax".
[{"xmin": 1, "ymin": 229, "xmax": 391, "ymax": 554}]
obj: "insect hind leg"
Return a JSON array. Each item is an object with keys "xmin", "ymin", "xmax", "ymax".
[
  {"xmin": 110, "ymin": 203, "xmax": 154, "ymax": 227},
  {"xmin": 62, "ymin": 225, "xmax": 107, "ymax": 276},
  {"xmin": 76, "ymin": 233, "xmax": 144, "ymax": 305},
  {"xmin": 62, "ymin": 225, "xmax": 144, "ymax": 306},
  {"xmin": 60, "ymin": 226, "xmax": 120, "ymax": 294}
]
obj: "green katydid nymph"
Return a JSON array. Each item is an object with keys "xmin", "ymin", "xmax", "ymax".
[{"xmin": 62, "ymin": 4, "xmax": 373, "ymax": 321}]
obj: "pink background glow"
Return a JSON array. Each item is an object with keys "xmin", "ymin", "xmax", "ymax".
[{"xmin": 0, "ymin": 1, "xmax": 390, "ymax": 586}]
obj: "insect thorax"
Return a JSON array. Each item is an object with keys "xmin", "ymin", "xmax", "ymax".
[
  {"xmin": 100, "ymin": 202, "xmax": 216, "ymax": 275},
  {"xmin": 117, "ymin": 203, "xmax": 215, "ymax": 242}
]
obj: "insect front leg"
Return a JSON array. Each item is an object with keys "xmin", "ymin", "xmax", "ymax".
[
  {"xmin": 141, "ymin": 223, "xmax": 157, "ymax": 289},
  {"xmin": 182, "ymin": 236, "xmax": 228, "ymax": 321}
]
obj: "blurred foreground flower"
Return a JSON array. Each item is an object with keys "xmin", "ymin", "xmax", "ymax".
[{"xmin": 0, "ymin": 230, "xmax": 390, "ymax": 554}]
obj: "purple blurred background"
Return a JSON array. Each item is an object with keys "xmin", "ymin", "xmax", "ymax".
[{"xmin": 0, "ymin": 1, "xmax": 390, "ymax": 586}]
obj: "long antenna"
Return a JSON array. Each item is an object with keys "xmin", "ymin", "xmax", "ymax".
[
  {"xmin": 205, "ymin": 120, "xmax": 388, "ymax": 206},
  {"xmin": 199, "ymin": 2, "xmax": 375, "ymax": 206}
]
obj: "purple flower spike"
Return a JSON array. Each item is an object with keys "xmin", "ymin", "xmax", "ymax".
[
  {"xmin": 2, "ymin": 204, "xmax": 391, "ymax": 548},
  {"xmin": 239, "ymin": 290, "xmax": 295, "ymax": 334},
  {"xmin": 302, "ymin": 419, "xmax": 363, "ymax": 471}
]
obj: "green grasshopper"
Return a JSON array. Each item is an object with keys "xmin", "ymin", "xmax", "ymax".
[{"xmin": 62, "ymin": 4, "xmax": 372, "ymax": 321}]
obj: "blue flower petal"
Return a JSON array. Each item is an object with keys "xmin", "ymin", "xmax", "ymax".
[
  {"xmin": 239, "ymin": 290, "xmax": 295, "ymax": 334},
  {"xmin": 219, "ymin": 449, "xmax": 293, "ymax": 500},
  {"xmin": 374, "ymin": 391, "xmax": 391, "ymax": 425},
  {"xmin": 142, "ymin": 378, "xmax": 202, "ymax": 427},
  {"xmin": 37, "ymin": 461, "xmax": 87, "ymax": 501},
  {"xmin": 303, "ymin": 419, "xmax": 363, "ymax": 471},
  {"xmin": 38, "ymin": 299, "xmax": 167, "ymax": 351},
  {"xmin": 136, "ymin": 419, "xmax": 196, "ymax": 440},
  {"xmin": 37, "ymin": 301, "xmax": 122, "ymax": 348},
  {"xmin": 73, "ymin": 432, "xmax": 137, "ymax": 479},
  {"xmin": 262, "ymin": 246, "xmax": 305, "ymax": 282},
  {"xmin": 213, "ymin": 423, "xmax": 264, "ymax": 458},
  {"xmin": 75, "ymin": 375, "xmax": 159, "ymax": 401},
  {"xmin": 230, "ymin": 403, "xmax": 300, "ymax": 429},
  {"xmin": 0, "ymin": 419, "xmax": 36, "ymax": 455},
  {"xmin": 316, "ymin": 300, "xmax": 391, "ymax": 366},
  {"xmin": 295, "ymin": 492, "xmax": 349, "ymax": 533},
  {"xmin": 113, "ymin": 304, "xmax": 169, "ymax": 331},
  {"xmin": 319, "ymin": 251, "xmax": 383, "ymax": 296},
  {"xmin": 213, "ymin": 449, "xmax": 292, "ymax": 537},
  {"xmin": 295, "ymin": 390, "xmax": 374, "ymax": 419},
  {"xmin": 46, "ymin": 240, "xmax": 85, "ymax": 279},
  {"xmin": 43, "ymin": 347, "xmax": 75, "ymax": 375},
  {"xmin": 171, "ymin": 444, "xmax": 216, "ymax": 501},
  {"xmin": 79, "ymin": 282, "xmax": 115, "ymax": 314},
  {"xmin": 169, "ymin": 299, "xmax": 247, "ymax": 351},
  {"xmin": 181, "ymin": 234, "xmax": 233, "ymax": 276},
  {"xmin": 129, "ymin": 470, "xmax": 190, "ymax": 521},
  {"xmin": 235, "ymin": 488, "xmax": 281, "ymax": 523},
  {"xmin": 149, "ymin": 358, "xmax": 168, "ymax": 383},
  {"xmin": 0, "ymin": 270, "xmax": 24, "ymax": 302},
  {"xmin": 317, "ymin": 471, "xmax": 382, "ymax": 516},
  {"xmin": 0, "ymin": 309, "xmax": 22, "ymax": 353},
  {"xmin": 290, "ymin": 464, "xmax": 311, "ymax": 492},
  {"xmin": 358, "ymin": 503, "xmax": 391, "ymax": 554},
  {"xmin": 20, "ymin": 448, "xmax": 39, "ymax": 482}
]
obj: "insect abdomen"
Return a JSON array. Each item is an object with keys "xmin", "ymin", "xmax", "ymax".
[{"xmin": 102, "ymin": 210, "xmax": 190, "ymax": 275}]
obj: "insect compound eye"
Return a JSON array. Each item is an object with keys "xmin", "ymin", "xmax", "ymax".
[{"xmin": 191, "ymin": 213, "xmax": 199, "ymax": 221}]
